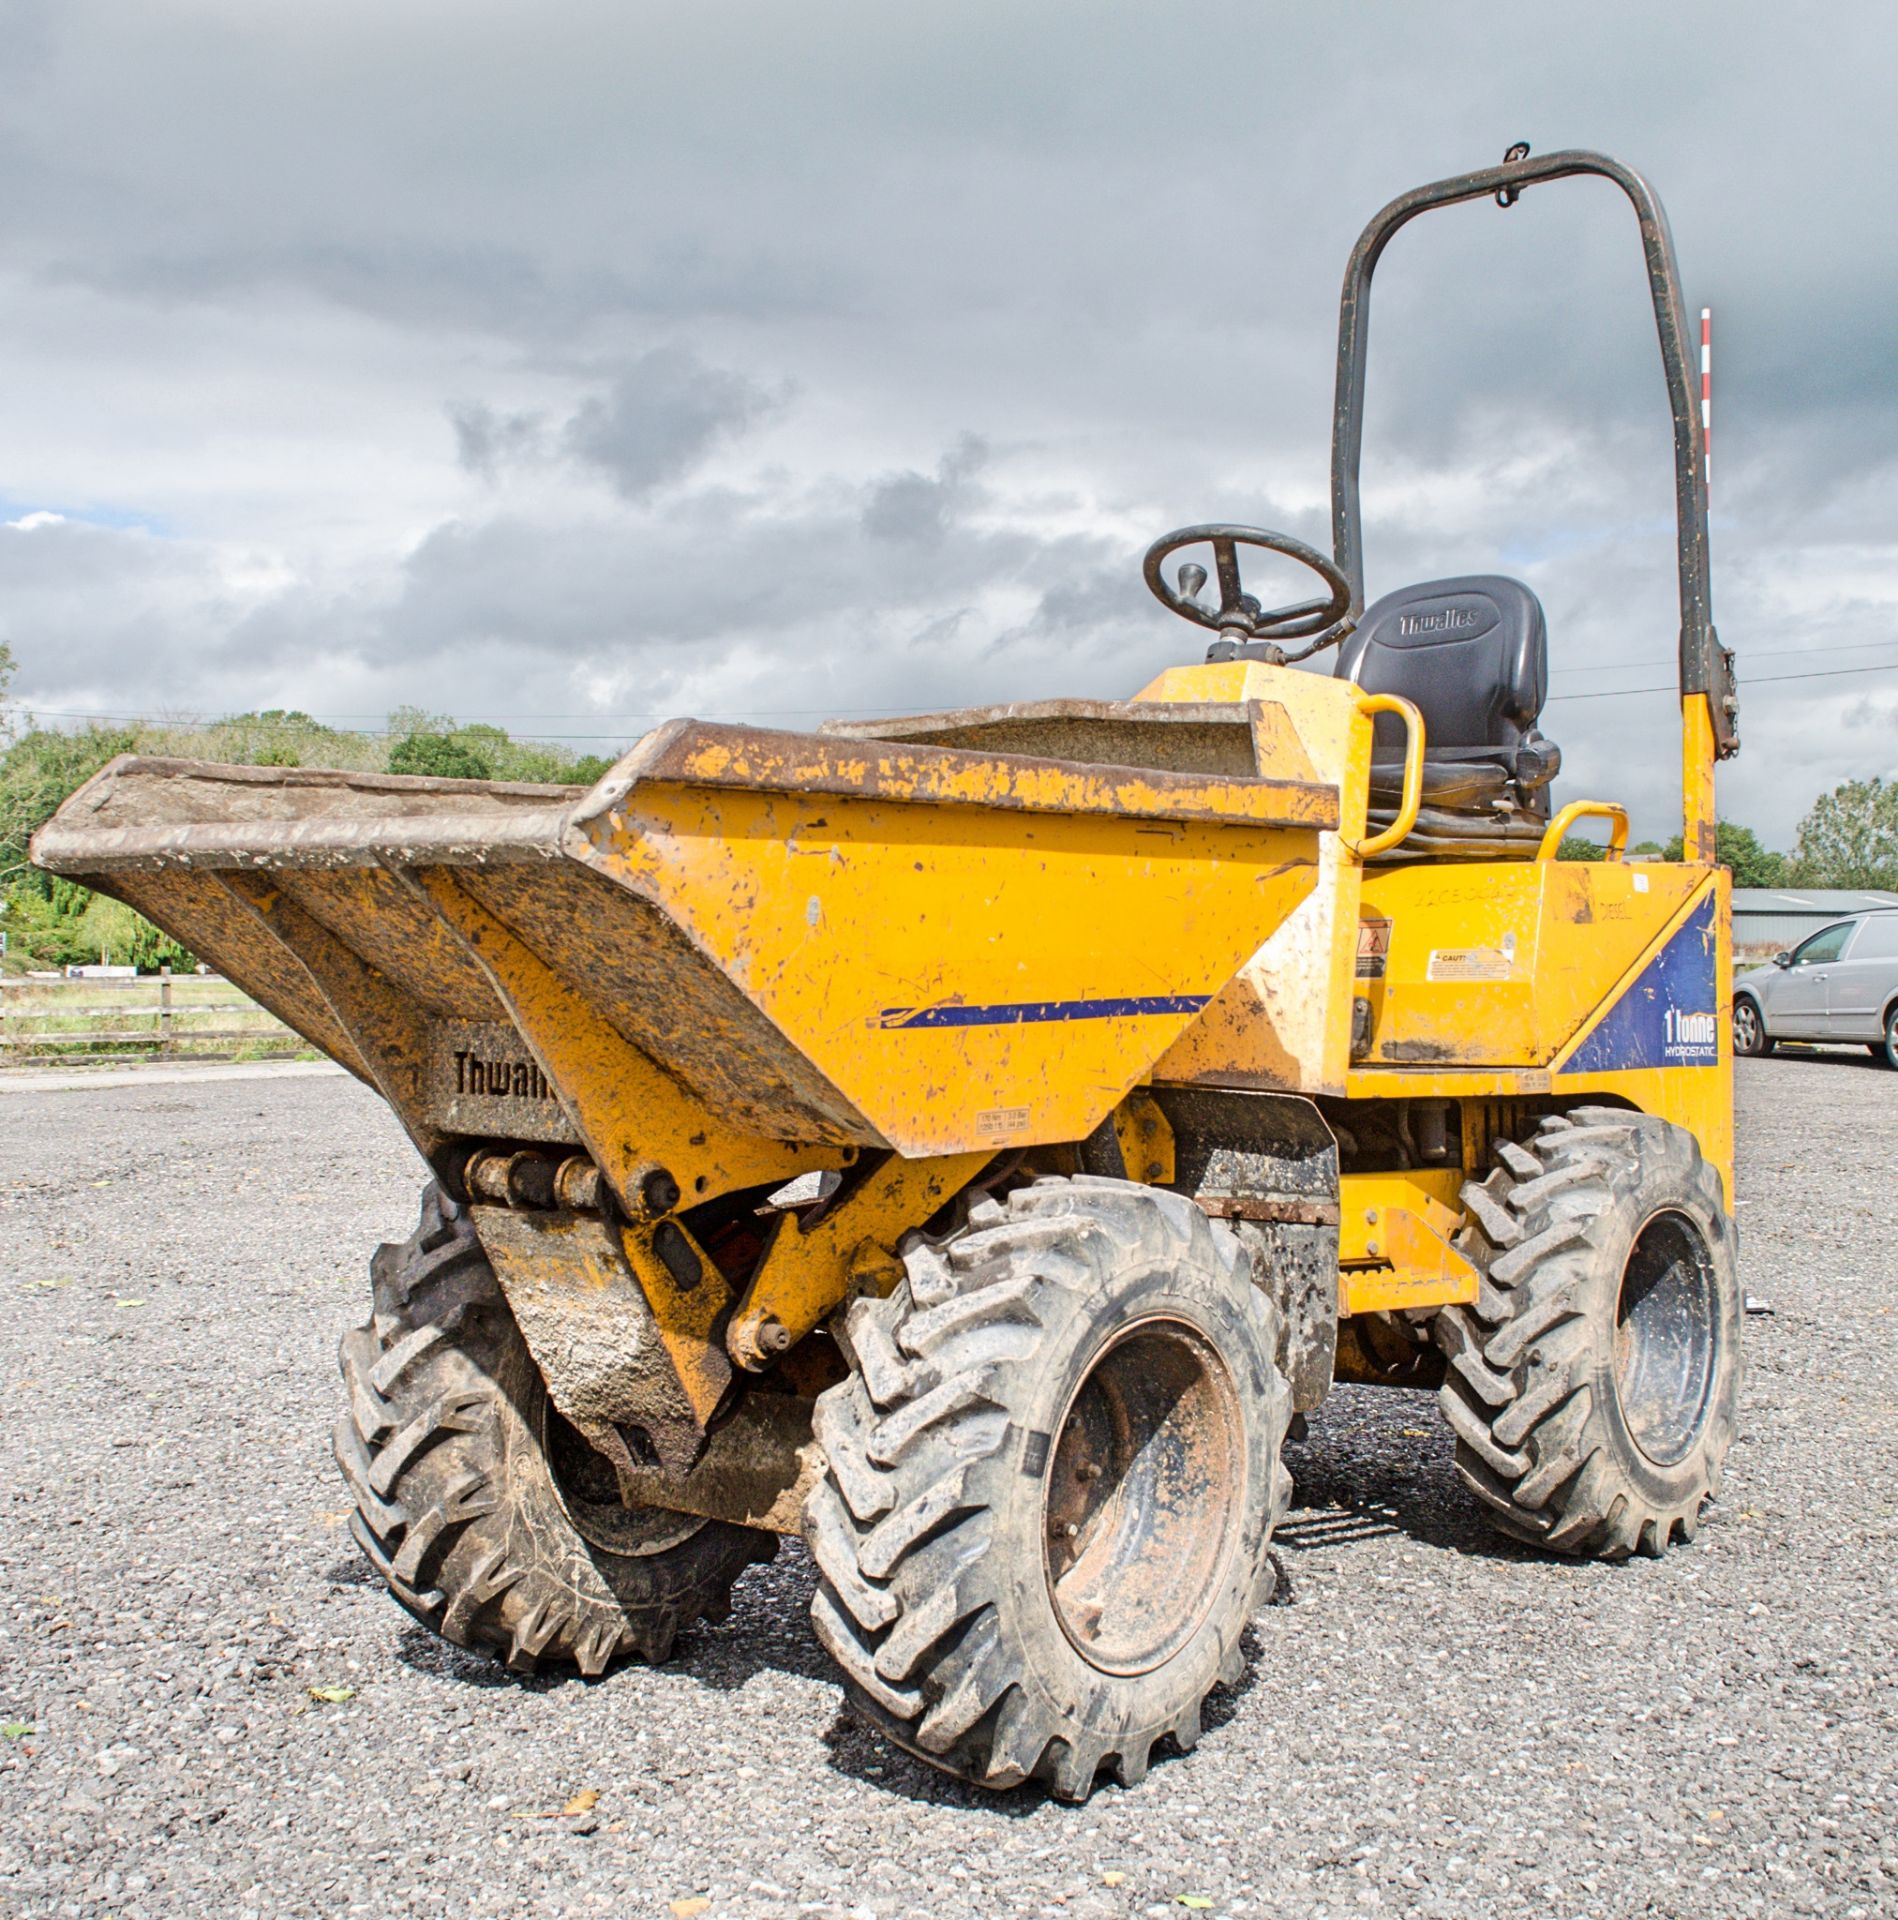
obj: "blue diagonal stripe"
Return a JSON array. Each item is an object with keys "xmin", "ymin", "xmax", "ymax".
[{"xmin": 877, "ymin": 993, "xmax": 1211, "ymax": 1030}]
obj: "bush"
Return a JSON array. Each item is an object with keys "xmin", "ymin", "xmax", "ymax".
[
  {"xmin": 388, "ymin": 730, "xmax": 494, "ymax": 780},
  {"xmin": 383, "ymin": 716, "xmax": 619, "ymax": 786}
]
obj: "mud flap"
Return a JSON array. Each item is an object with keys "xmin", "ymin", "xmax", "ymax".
[
  {"xmin": 1151, "ymin": 1087, "xmax": 1341, "ymax": 1412},
  {"xmin": 470, "ymin": 1205, "xmax": 710, "ymax": 1476}
]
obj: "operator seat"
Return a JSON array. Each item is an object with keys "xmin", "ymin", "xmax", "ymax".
[{"xmin": 1333, "ymin": 576, "xmax": 1561, "ymax": 845}]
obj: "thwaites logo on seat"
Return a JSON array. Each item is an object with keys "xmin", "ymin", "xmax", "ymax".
[
  {"xmin": 1561, "ymin": 893, "xmax": 1720, "ymax": 1075},
  {"xmin": 1398, "ymin": 607, "xmax": 1481, "ymax": 637}
]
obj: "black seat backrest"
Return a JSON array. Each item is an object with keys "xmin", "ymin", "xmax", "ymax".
[{"xmin": 1333, "ymin": 575, "xmax": 1548, "ymax": 761}]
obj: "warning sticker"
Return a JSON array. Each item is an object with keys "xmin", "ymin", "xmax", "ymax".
[
  {"xmin": 1356, "ymin": 917, "xmax": 1392, "ymax": 980},
  {"xmin": 1426, "ymin": 947, "xmax": 1514, "ymax": 983}
]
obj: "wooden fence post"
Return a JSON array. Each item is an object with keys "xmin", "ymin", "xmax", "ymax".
[{"xmin": 159, "ymin": 963, "xmax": 173, "ymax": 1056}]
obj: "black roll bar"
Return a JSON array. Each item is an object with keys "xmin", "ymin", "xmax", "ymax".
[{"xmin": 1329, "ymin": 146, "xmax": 1738, "ymax": 756}]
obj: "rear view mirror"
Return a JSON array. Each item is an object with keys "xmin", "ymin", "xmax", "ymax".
[{"xmin": 1773, "ymin": 952, "xmax": 1792, "ymax": 968}]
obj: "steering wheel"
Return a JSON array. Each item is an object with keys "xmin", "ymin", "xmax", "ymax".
[{"xmin": 1143, "ymin": 523, "xmax": 1356, "ymax": 662}]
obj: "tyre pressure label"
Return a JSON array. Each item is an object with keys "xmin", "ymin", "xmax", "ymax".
[{"xmin": 1560, "ymin": 893, "xmax": 1720, "ymax": 1074}]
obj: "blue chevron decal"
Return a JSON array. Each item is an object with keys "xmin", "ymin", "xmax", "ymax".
[{"xmin": 1560, "ymin": 892, "xmax": 1719, "ymax": 1075}]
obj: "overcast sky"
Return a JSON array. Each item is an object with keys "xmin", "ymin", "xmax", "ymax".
[{"xmin": 3, "ymin": 1, "xmax": 1895, "ymax": 844}]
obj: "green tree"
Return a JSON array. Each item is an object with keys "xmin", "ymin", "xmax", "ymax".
[
  {"xmin": 123, "ymin": 910, "xmax": 197, "ymax": 973},
  {"xmin": 387, "ymin": 729, "xmax": 494, "ymax": 780},
  {"xmin": 1658, "ymin": 821, "xmax": 1787, "ymax": 885},
  {"xmin": 0, "ymin": 724, "xmax": 138, "ymax": 888},
  {"xmin": 1785, "ymin": 777, "xmax": 1898, "ymax": 888},
  {"xmin": 0, "ymin": 725, "xmax": 204, "ymax": 970},
  {"xmin": 0, "ymin": 874, "xmax": 189, "ymax": 969}
]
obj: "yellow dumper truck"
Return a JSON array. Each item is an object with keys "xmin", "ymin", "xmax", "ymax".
[{"xmin": 34, "ymin": 146, "xmax": 1742, "ymax": 1800}]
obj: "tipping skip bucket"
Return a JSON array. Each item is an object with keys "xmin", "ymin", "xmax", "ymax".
[{"xmin": 32, "ymin": 705, "xmax": 1341, "ymax": 1158}]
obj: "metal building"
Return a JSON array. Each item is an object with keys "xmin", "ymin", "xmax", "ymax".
[{"xmin": 1732, "ymin": 887, "xmax": 1898, "ymax": 955}]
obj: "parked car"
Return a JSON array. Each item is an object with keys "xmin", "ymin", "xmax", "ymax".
[{"xmin": 1733, "ymin": 908, "xmax": 1898, "ymax": 1066}]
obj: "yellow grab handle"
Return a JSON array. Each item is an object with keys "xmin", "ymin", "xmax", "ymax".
[
  {"xmin": 1535, "ymin": 799, "xmax": 1630, "ymax": 863},
  {"xmin": 1345, "ymin": 692, "xmax": 1425, "ymax": 860}
]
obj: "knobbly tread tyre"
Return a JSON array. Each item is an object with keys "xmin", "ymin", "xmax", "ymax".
[
  {"xmin": 335, "ymin": 1183, "xmax": 773, "ymax": 1674},
  {"xmin": 1432, "ymin": 1108, "xmax": 1740, "ymax": 1560},
  {"xmin": 805, "ymin": 1176, "xmax": 1292, "ymax": 1802}
]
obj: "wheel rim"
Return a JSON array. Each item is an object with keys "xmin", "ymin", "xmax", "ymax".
[
  {"xmin": 1612, "ymin": 1210, "xmax": 1721, "ymax": 1468},
  {"xmin": 1042, "ymin": 1316, "xmax": 1244, "ymax": 1676},
  {"xmin": 541, "ymin": 1403, "xmax": 706, "ymax": 1557},
  {"xmin": 1733, "ymin": 1002, "xmax": 1759, "ymax": 1052}
]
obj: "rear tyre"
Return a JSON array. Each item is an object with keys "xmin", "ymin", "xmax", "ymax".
[
  {"xmin": 1879, "ymin": 1006, "xmax": 1898, "ymax": 1068},
  {"xmin": 805, "ymin": 1177, "xmax": 1291, "ymax": 1801},
  {"xmin": 1432, "ymin": 1110, "xmax": 1740, "ymax": 1560},
  {"xmin": 334, "ymin": 1184, "xmax": 774, "ymax": 1673},
  {"xmin": 1732, "ymin": 997, "xmax": 1773, "ymax": 1056}
]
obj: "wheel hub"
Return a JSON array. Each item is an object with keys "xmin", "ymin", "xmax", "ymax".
[
  {"xmin": 543, "ymin": 1404, "xmax": 705, "ymax": 1557},
  {"xmin": 1613, "ymin": 1210, "xmax": 1720, "ymax": 1467},
  {"xmin": 1043, "ymin": 1317, "xmax": 1244, "ymax": 1676}
]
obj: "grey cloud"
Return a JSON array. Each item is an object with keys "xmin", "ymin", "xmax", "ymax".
[
  {"xmin": 380, "ymin": 444, "xmax": 1123, "ymax": 675},
  {"xmin": 0, "ymin": 516, "xmax": 306, "ymax": 710},
  {"xmin": 0, "ymin": 0, "xmax": 55, "ymax": 81},
  {"xmin": 449, "ymin": 401, "xmax": 546, "ymax": 481},
  {"xmin": 449, "ymin": 350, "xmax": 782, "ymax": 497},
  {"xmin": 862, "ymin": 436, "xmax": 988, "ymax": 546},
  {"xmin": 991, "ymin": 565, "xmax": 1147, "ymax": 654},
  {"xmin": 564, "ymin": 350, "xmax": 782, "ymax": 500}
]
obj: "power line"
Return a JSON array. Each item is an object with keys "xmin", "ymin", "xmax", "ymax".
[
  {"xmin": 1550, "ymin": 635, "xmax": 1898, "ymax": 678},
  {"xmin": 15, "ymin": 703, "xmax": 926, "ymax": 730},
  {"xmin": 1547, "ymin": 659, "xmax": 1898, "ymax": 704}
]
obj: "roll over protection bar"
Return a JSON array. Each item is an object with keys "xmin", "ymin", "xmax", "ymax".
[{"xmin": 1328, "ymin": 145, "xmax": 1739, "ymax": 758}]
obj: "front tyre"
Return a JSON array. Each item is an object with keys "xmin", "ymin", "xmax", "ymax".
[
  {"xmin": 334, "ymin": 1185, "xmax": 774, "ymax": 1674},
  {"xmin": 1432, "ymin": 1110, "xmax": 1740, "ymax": 1559},
  {"xmin": 805, "ymin": 1177, "xmax": 1291, "ymax": 1802}
]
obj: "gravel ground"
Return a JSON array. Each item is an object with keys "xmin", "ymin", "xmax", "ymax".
[{"xmin": 2, "ymin": 1056, "xmax": 1894, "ymax": 1919}]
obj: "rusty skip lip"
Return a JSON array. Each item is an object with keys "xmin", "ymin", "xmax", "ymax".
[
  {"xmin": 564, "ymin": 720, "xmax": 1341, "ymax": 836},
  {"xmin": 31, "ymin": 754, "xmax": 579, "ymax": 876}
]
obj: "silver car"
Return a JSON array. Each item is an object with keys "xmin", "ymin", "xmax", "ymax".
[{"xmin": 1733, "ymin": 909, "xmax": 1898, "ymax": 1066}]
